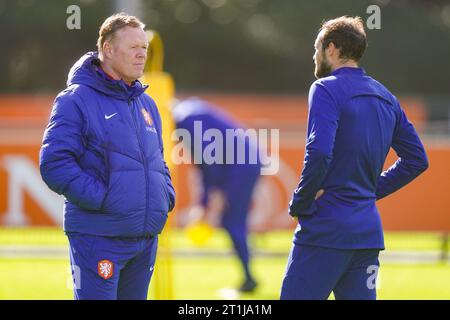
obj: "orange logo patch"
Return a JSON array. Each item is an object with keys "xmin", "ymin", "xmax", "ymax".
[
  {"xmin": 141, "ymin": 108, "xmax": 153, "ymax": 126},
  {"xmin": 98, "ymin": 260, "xmax": 114, "ymax": 280}
]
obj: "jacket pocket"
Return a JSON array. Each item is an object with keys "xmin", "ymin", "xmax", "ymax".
[
  {"xmin": 101, "ymin": 170, "xmax": 146, "ymax": 215},
  {"xmin": 146, "ymin": 171, "xmax": 171, "ymax": 214}
]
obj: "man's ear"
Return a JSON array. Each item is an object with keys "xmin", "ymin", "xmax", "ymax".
[
  {"xmin": 103, "ymin": 41, "xmax": 113, "ymax": 59},
  {"xmin": 325, "ymin": 42, "xmax": 339, "ymax": 58}
]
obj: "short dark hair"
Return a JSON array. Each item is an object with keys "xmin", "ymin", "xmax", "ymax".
[
  {"xmin": 97, "ymin": 12, "xmax": 145, "ymax": 53},
  {"xmin": 319, "ymin": 16, "xmax": 367, "ymax": 62}
]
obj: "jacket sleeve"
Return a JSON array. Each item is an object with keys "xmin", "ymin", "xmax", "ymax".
[
  {"xmin": 39, "ymin": 90, "xmax": 108, "ymax": 211},
  {"xmin": 375, "ymin": 102, "xmax": 429, "ymax": 200},
  {"xmin": 151, "ymin": 99, "xmax": 176, "ymax": 212},
  {"xmin": 289, "ymin": 82, "xmax": 339, "ymax": 217}
]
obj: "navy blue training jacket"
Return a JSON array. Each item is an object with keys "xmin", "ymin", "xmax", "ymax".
[
  {"xmin": 290, "ymin": 67, "xmax": 429, "ymax": 250},
  {"xmin": 40, "ymin": 52, "xmax": 175, "ymax": 238}
]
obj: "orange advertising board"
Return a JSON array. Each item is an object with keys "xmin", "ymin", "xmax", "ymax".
[{"xmin": 0, "ymin": 94, "xmax": 448, "ymax": 232}]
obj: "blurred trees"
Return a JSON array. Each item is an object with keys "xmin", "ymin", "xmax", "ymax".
[{"xmin": 0, "ymin": 0, "xmax": 449, "ymax": 94}]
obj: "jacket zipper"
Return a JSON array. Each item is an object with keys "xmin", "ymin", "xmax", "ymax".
[{"xmin": 128, "ymin": 98, "xmax": 149, "ymax": 235}]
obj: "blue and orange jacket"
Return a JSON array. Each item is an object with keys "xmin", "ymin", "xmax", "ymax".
[{"xmin": 40, "ymin": 52, "xmax": 175, "ymax": 238}]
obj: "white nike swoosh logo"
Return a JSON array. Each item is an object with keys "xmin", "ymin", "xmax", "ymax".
[{"xmin": 105, "ymin": 113, "xmax": 118, "ymax": 120}]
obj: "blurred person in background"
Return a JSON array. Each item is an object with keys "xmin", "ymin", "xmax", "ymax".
[
  {"xmin": 172, "ymin": 97, "xmax": 261, "ymax": 293},
  {"xmin": 281, "ymin": 16, "xmax": 428, "ymax": 300},
  {"xmin": 39, "ymin": 13, "xmax": 175, "ymax": 300}
]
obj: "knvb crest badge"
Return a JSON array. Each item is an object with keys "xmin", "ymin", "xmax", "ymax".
[
  {"xmin": 141, "ymin": 108, "xmax": 153, "ymax": 126},
  {"xmin": 98, "ymin": 259, "xmax": 114, "ymax": 280}
]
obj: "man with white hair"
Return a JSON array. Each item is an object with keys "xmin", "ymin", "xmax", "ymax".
[{"xmin": 40, "ymin": 13, "xmax": 175, "ymax": 300}]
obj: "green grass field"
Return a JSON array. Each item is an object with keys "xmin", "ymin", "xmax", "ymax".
[{"xmin": 0, "ymin": 227, "xmax": 449, "ymax": 300}]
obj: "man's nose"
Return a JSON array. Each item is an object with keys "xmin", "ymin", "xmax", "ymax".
[{"xmin": 137, "ymin": 49, "xmax": 147, "ymax": 59}]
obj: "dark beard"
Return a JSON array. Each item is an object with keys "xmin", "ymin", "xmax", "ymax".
[{"xmin": 315, "ymin": 58, "xmax": 332, "ymax": 79}]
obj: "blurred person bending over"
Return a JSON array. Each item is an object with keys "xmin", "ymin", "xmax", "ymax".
[
  {"xmin": 281, "ymin": 16, "xmax": 428, "ymax": 300},
  {"xmin": 40, "ymin": 13, "xmax": 175, "ymax": 300},
  {"xmin": 173, "ymin": 98, "xmax": 261, "ymax": 292}
]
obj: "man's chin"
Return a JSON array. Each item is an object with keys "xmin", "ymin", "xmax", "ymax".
[
  {"xmin": 130, "ymin": 71, "xmax": 144, "ymax": 81},
  {"xmin": 314, "ymin": 69, "xmax": 331, "ymax": 79},
  {"xmin": 314, "ymin": 72, "xmax": 323, "ymax": 79},
  {"xmin": 314, "ymin": 61, "xmax": 333, "ymax": 79},
  {"xmin": 131, "ymin": 68, "xmax": 145, "ymax": 78}
]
